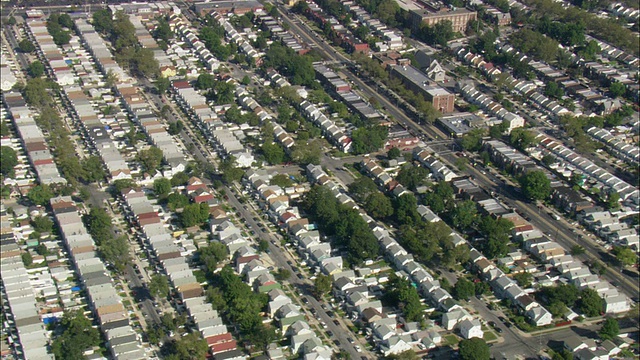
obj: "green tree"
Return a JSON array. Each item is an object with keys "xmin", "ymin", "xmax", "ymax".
[
  {"xmin": 153, "ymin": 178, "xmax": 172, "ymax": 197},
  {"xmin": 27, "ymin": 184, "xmax": 54, "ymax": 206},
  {"xmin": 578, "ymin": 288, "xmax": 603, "ymax": 317},
  {"xmin": 460, "ymin": 128, "xmax": 485, "ymax": 152},
  {"xmin": 539, "ymin": 284, "xmax": 580, "ymax": 308},
  {"xmin": 28, "ymin": 61, "xmax": 45, "ymax": 78},
  {"xmin": 364, "ymin": 192, "xmax": 394, "ymax": 220},
  {"xmin": 155, "ymin": 76, "xmax": 170, "ymax": 95},
  {"xmin": 394, "ymin": 193, "xmax": 420, "ymax": 226},
  {"xmin": 0, "ymin": 146, "xmax": 18, "ymax": 177},
  {"xmin": 171, "ymin": 171, "xmax": 189, "ymax": 187},
  {"xmin": 149, "ymin": 274, "xmax": 170, "ymax": 299},
  {"xmin": 85, "ymin": 207, "xmax": 112, "ymax": 245},
  {"xmin": 519, "ymin": 170, "xmax": 551, "ymax": 201},
  {"xmin": 396, "ymin": 164, "xmax": 429, "ymax": 191},
  {"xmin": 7, "ymin": 16, "xmax": 16, "ymax": 25},
  {"xmin": 387, "ymin": 147, "xmax": 401, "ymax": 159},
  {"xmin": 350, "ymin": 126, "xmax": 388, "ymax": 155},
  {"xmin": 424, "ymin": 182, "xmax": 455, "ymax": 215},
  {"xmin": 51, "ymin": 310, "xmax": 101, "ymax": 360},
  {"xmin": 100, "ymin": 236, "xmax": 131, "ymax": 272},
  {"xmin": 382, "ymin": 274, "xmax": 425, "ymax": 322},
  {"xmin": 599, "ymin": 317, "xmax": 619, "ymax": 341},
  {"xmin": 154, "ymin": 18, "xmax": 173, "ymax": 42},
  {"xmin": 81, "ymin": 156, "xmax": 106, "ymax": 183},
  {"xmin": 313, "ymin": 274, "xmax": 332, "ymax": 299},
  {"xmin": 23, "ymin": 78, "xmax": 51, "ymax": 108},
  {"xmin": 180, "ymin": 203, "xmax": 209, "ymax": 227},
  {"xmin": 605, "ymin": 192, "xmax": 620, "ymax": 210},
  {"xmin": 454, "ymin": 278, "xmax": 475, "ymax": 300},
  {"xmin": 548, "ymin": 301, "xmax": 568, "ymax": 318},
  {"xmin": 612, "ymin": 246, "xmax": 636, "ymax": 267},
  {"xmin": 570, "ymin": 245, "xmax": 585, "ymax": 255},
  {"xmin": 31, "ymin": 216, "xmax": 53, "ymax": 233},
  {"xmin": 21, "ymin": 252, "xmax": 33, "ymax": 266},
  {"xmin": 479, "ymin": 216, "xmax": 513, "ymax": 259},
  {"xmin": 198, "ymin": 242, "xmax": 228, "ymax": 273},
  {"xmin": 275, "ymin": 268, "xmax": 291, "ymax": 281},
  {"xmin": 348, "ymin": 177, "xmax": 378, "ymax": 204},
  {"xmin": 513, "ymin": 272, "xmax": 533, "ymax": 288},
  {"xmin": 509, "ymin": 128, "xmax": 536, "ymax": 151},
  {"xmin": 261, "ymin": 142, "xmax": 285, "ymax": 165},
  {"xmin": 138, "ymin": 147, "xmax": 164, "ymax": 173},
  {"xmin": 459, "ymin": 338, "xmax": 491, "ymax": 360},
  {"xmin": 270, "ymin": 174, "xmax": 293, "ymax": 188},
  {"xmin": 450, "ymin": 200, "xmax": 477, "ymax": 229},
  {"xmin": 164, "ymin": 332, "xmax": 208, "ymax": 360},
  {"xmin": 609, "ymin": 82, "xmax": 625, "ymax": 98}
]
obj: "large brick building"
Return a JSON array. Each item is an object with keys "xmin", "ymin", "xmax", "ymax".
[
  {"xmin": 389, "ymin": 64, "xmax": 455, "ymax": 113},
  {"xmin": 409, "ymin": 3, "xmax": 477, "ymax": 32}
]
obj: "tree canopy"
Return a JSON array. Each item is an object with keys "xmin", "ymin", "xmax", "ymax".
[
  {"xmin": 382, "ymin": 273, "xmax": 425, "ymax": 322},
  {"xmin": 350, "ymin": 126, "xmax": 388, "ymax": 155},
  {"xmin": 519, "ymin": 170, "xmax": 551, "ymax": 201},
  {"xmin": 85, "ymin": 207, "xmax": 112, "ymax": 245},
  {"xmin": 149, "ymin": 274, "xmax": 170, "ymax": 299},
  {"xmin": 459, "ymin": 338, "xmax": 491, "ymax": 360},
  {"xmin": 599, "ymin": 317, "xmax": 619, "ymax": 341},
  {"xmin": 0, "ymin": 146, "xmax": 18, "ymax": 177},
  {"xmin": 578, "ymin": 288, "xmax": 603, "ymax": 317},
  {"xmin": 303, "ymin": 185, "xmax": 380, "ymax": 264},
  {"xmin": 51, "ymin": 310, "xmax": 101, "ymax": 360}
]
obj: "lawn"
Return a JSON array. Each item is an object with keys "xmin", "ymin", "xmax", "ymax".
[
  {"xmin": 443, "ymin": 334, "xmax": 460, "ymax": 346},
  {"xmin": 483, "ymin": 331, "xmax": 498, "ymax": 342}
]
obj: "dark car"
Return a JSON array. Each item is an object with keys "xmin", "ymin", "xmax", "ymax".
[
  {"xmin": 327, "ymin": 330, "xmax": 333, "ymax": 337},
  {"xmin": 334, "ymin": 340, "xmax": 341, "ymax": 346},
  {"xmin": 297, "ymin": 273, "xmax": 304, "ymax": 279},
  {"xmin": 333, "ymin": 320, "xmax": 340, "ymax": 326},
  {"xmin": 495, "ymin": 327, "xmax": 503, "ymax": 333},
  {"xmin": 488, "ymin": 321, "xmax": 496, "ymax": 328}
]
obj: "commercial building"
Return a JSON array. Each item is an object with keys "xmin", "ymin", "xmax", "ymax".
[
  {"xmin": 409, "ymin": 3, "xmax": 477, "ymax": 32},
  {"xmin": 389, "ymin": 65, "xmax": 455, "ymax": 113}
]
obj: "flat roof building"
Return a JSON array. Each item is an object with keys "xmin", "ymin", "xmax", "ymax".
[
  {"xmin": 389, "ymin": 65, "xmax": 455, "ymax": 113},
  {"xmin": 409, "ymin": 3, "xmax": 477, "ymax": 32}
]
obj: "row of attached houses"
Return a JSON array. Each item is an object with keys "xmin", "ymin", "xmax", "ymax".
[
  {"xmin": 535, "ymin": 132, "xmax": 639, "ymax": 208},
  {"xmin": 306, "ymin": 163, "xmax": 489, "ymax": 353},
  {"xmin": 579, "ymin": 209, "xmax": 639, "ymax": 249},
  {"xmin": 457, "ymin": 46, "xmax": 570, "ymax": 121},
  {"xmin": 313, "ymin": 63, "xmax": 384, "ymax": 121},
  {"xmin": 27, "ymin": 19, "xmax": 134, "ymax": 181},
  {"xmin": 413, "ymin": 147, "xmax": 460, "ymax": 182},
  {"xmin": 73, "ymin": 19, "xmax": 188, "ymax": 173},
  {"xmin": 586, "ymin": 126, "xmax": 639, "ymax": 166},
  {"xmin": 2, "ymin": 92, "xmax": 67, "ymax": 185},
  {"xmin": 457, "ymin": 81, "xmax": 526, "ymax": 130},
  {"xmin": 212, "ymin": 11, "xmax": 263, "ymax": 66},
  {"xmin": 304, "ymin": 0, "xmax": 370, "ymax": 54},
  {"xmin": 171, "ymin": 81, "xmax": 254, "ymax": 167},
  {"xmin": 241, "ymin": 170, "xmax": 336, "ymax": 360},
  {"xmin": 0, "ymin": 52, "xmax": 18, "ymax": 91},
  {"xmin": 119, "ymin": 189, "xmax": 243, "ymax": 357},
  {"xmin": 51, "ymin": 196, "xmax": 147, "ymax": 359},
  {"xmin": 299, "ymin": 100, "xmax": 352, "ymax": 153},
  {"xmin": 257, "ymin": 14, "xmax": 309, "ymax": 55},
  {"xmin": 1, "ymin": 209, "xmax": 53, "ymax": 360},
  {"xmin": 171, "ymin": 14, "xmax": 221, "ymax": 71},
  {"xmin": 341, "ymin": 0, "xmax": 404, "ymax": 52}
]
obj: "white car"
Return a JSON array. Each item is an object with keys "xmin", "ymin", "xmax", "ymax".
[{"xmin": 354, "ymin": 345, "xmax": 361, "ymax": 352}]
